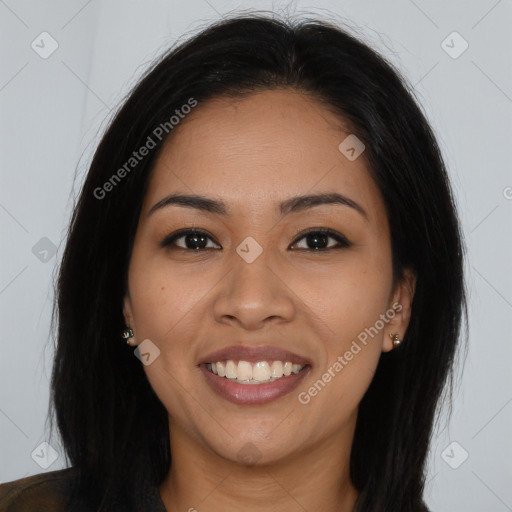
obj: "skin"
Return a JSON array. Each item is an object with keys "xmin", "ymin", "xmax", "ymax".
[{"xmin": 123, "ymin": 88, "xmax": 416, "ymax": 512}]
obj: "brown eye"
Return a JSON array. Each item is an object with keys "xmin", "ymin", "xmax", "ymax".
[
  {"xmin": 291, "ymin": 228, "xmax": 351, "ymax": 251},
  {"xmin": 160, "ymin": 227, "xmax": 351, "ymax": 252},
  {"xmin": 160, "ymin": 229, "xmax": 221, "ymax": 250}
]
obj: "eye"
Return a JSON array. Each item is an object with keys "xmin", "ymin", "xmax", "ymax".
[
  {"xmin": 160, "ymin": 229, "xmax": 220, "ymax": 251},
  {"xmin": 290, "ymin": 227, "xmax": 351, "ymax": 251},
  {"xmin": 160, "ymin": 227, "xmax": 351, "ymax": 252}
]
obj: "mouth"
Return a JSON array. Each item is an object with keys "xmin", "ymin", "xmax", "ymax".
[
  {"xmin": 198, "ymin": 345, "xmax": 312, "ymax": 405},
  {"xmin": 203, "ymin": 359, "xmax": 308, "ymax": 384}
]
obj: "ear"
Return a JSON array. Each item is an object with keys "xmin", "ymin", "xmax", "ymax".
[
  {"xmin": 123, "ymin": 292, "xmax": 135, "ymax": 332},
  {"xmin": 382, "ymin": 267, "xmax": 417, "ymax": 352}
]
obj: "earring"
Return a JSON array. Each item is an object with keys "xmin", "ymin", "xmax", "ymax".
[
  {"xmin": 389, "ymin": 333, "xmax": 401, "ymax": 347},
  {"xmin": 121, "ymin": 327, "xmax": 136, "ymax": 346}
]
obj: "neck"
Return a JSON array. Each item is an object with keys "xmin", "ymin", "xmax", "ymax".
[{"xmin": 159, "ymin": 419, "xmax": 359, "ymax": 512}]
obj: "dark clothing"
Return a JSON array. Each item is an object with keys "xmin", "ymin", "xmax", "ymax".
[{"xmin": 0, "ymin": 467, "xmax": 168, "ymax": 511}]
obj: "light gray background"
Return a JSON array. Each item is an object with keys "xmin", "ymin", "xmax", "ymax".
[{"xmin": 1, "ymin": 1, "xmax": 511, "ymax": 511}]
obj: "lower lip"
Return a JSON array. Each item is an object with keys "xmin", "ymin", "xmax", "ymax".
[{"xmin": 199, "ymin": 364, "xmax": 311, "ymax": 405}]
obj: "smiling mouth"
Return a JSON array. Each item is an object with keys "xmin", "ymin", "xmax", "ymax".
[{"xmin": 203, "ymin": 360, "xmax": 309, "ymax": 384}]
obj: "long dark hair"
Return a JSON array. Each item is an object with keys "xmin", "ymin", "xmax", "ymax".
[{"xmin": 47, "ymin": 11, "xmax": 467, "ymax": 511}]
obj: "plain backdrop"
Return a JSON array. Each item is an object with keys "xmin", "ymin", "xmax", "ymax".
[{"xmin": 0, "ymin": 1, "xmax": 511, "ymax": 511}]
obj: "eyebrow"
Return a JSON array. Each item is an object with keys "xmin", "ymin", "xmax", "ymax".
[{"xmin": 147, "ymin": 192, "xmax": 368, "ymax": 220}]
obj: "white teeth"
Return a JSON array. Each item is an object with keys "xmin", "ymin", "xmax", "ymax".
[
  {"xmin": 217, "ymin": 361, "xmax": 226, "ymax": 377},
  {"xmin": 237, "ymin": 361, "xmax": 253, "ymax": 380},
  {"xmin": 253, "ymin": 361, "xmax": 271, "ymax": 381},
  {"xmin": 225, "ymin": 360, "xmax": 237, "ymax": 379},
  {"xmin": 291, "ymin": 363, "xmax": 302, "ymax": 374},
  {"xmin": 207, "ymin": 359, "xmax": 305, "ymax": 384},
  {"xmin": 270, "ymin": 361, "xmax": 284, "ymax": 378}
]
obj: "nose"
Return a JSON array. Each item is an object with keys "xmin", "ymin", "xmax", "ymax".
[{"xmin": 212, "ymin": 247, "xmax": 296, "ymax": 330}]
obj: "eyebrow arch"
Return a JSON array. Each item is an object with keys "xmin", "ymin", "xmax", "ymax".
[{"xmin": 147, "ymin": 192, "xmax": 368, "ymax": 220}]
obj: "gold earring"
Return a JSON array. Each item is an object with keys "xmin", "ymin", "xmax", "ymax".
[
  {"xmin": 389, "ymin": 333, "xmax": 401, "ymax": 347},
  {"xmin": 121, "ymin": 327, "xmax": 137, "ymax": 346}
]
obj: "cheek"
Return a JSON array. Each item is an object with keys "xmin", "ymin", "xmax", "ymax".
[
  {"xmin": 300, "ymin": 347, "xmax": 380, "ymax": 436},
  {"xmin": 312, "ymin": 258, "xmax": 392, "ymax": 414},
  {"xmin": 328, "ymin": 269, "xmax": 391, "ymax": 338},
  {"xmin": 128, "ymin": 250, "xmax": 207, "ymax": 332},
  {"xmin": 126, "ymin": 257, "xmax": 205, "ymax": 379},
  {"xmin": 297, "ymin": 268, "xmax": 389, "ymax": 431},
  {"xmin": 294, "ymin": 248, "xmax": 393, "ymax": 342},
  {"xmin": 299, "ymin": 247, "xmax": 392, "ymax": 407}
]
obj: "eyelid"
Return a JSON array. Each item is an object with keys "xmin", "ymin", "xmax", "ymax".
[
  {"xmin": 159, "ymin": 228, "xmax": 219, "ymax": 248},
  {"xmin": 160, "ymin": 227, "xmax": 351, "ymax": 250},
  {"xmin": 290, "ymin": 227, "xmax": 351, "ymax": 249}
]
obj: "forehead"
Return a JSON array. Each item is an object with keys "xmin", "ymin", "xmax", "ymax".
[{"xmin": 142, "ymin": 89, "xmax": 384, "ymax": 222}]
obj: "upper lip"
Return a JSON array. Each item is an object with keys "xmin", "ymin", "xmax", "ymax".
[{"xmin": 199, "ymin": 345, "xmax": 311, "ymax": 366}]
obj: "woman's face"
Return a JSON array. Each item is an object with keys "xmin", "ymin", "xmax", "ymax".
[{"xmin": 123, "ymin": 88, "xmax": 415, "ymax": 465}]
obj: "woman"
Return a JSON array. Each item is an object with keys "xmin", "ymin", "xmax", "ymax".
[{"xmin": 0, "ymin": 12, "xmax": 466, "ymax": 512}]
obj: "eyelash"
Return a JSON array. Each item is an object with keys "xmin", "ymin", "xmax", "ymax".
[{"xmin": 159, "ymin": 227, "xmax": 351, "ymax": 252}]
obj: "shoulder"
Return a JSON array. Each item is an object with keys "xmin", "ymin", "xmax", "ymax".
[{"xmin": 0, "ymin": 467, "xmax": 84, "ymax": 512}]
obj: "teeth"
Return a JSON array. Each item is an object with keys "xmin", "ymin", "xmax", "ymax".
[
  {"xmin": 225, "ymin": 360, "xmax": 237, "ymax": 379},
  {"xmin": 237, "ymin": 360, "xmax": 253, "ymax": 380},
  {"xmin": 253, "ymin": 361, "xmax": 270, "ymax": 381},
  {"xmin": 207, "ymin": 360, "xmax": 305, "ymax": 383},
  {"xmin": 270, "ymin": 361, "xmax": 283, "ymax": 378},
  {"xmin": 216, "ymin": 361, "xmax": 226, "ymax": 377},
  {"xmin": 291, "ymin": 363, "xmax": 302, "ymax": 374}
]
